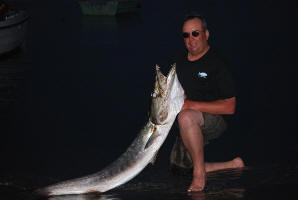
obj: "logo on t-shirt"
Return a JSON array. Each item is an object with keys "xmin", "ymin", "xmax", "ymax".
[{"xmin": 198, "ymin": 72, "xmax": 208, "ymax": 79}]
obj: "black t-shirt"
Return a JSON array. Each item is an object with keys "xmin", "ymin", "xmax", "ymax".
[{"xmin": 169, "ymin": 48, "xmax": 236, "ymax": 102}]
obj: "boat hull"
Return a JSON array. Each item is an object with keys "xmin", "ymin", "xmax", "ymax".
[
  {"xmin": 0, "ymin": 11, "xmax": 29, "ymax": 55},
  {"xmin": 79, "ymin": 0, "xmax": 139, "ymax": 16}
]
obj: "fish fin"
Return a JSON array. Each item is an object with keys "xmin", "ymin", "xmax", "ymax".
[
  {"xmin": 145, "ymin": 132, "xmax": 159, "ymax": 150},
  {"xmin": 150, "ymin": 152, "xmax": 158, "ymax": 165}
]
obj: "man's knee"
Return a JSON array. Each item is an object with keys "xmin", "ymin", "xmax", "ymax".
[{"xmin": 178, "ymin": 109, "xmax": 204, "ymax": 127}]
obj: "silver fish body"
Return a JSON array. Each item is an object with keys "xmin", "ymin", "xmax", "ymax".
[{"xmin": 36, "ymin": 64, "xmax": 184, "ymax": 196}]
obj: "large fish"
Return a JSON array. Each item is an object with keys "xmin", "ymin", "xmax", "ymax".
[{"xmin": 36, "ymin": 64, "xmax": 184, "ymax": 196}]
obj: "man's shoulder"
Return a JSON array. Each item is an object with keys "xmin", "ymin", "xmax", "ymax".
[
  {"xmin": 205, "ymin": 48, "xmax": 225, "ymax": 62},
  {"xmin": 205, "ymin": 48, "xmax": 232, "ymax": 70}
]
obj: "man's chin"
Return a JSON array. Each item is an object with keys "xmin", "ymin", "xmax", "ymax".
[
  {"xmin": 188, "ymin": 46, "xmax": 198, "ymax": 52},
  {"xmin": 188, "ymin": 49, "xmax": 199, "ymax": 55}
]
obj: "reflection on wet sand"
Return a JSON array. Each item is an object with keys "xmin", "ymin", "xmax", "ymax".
[
  {"xmin": 188, "ymin": 188, "xmax": 245, "ymax": 200},
  {"xmin": 48, "ymin": 194, "xmax": 120, "ymax": 200},
  {"xmin": 1, "ymin": 164, "xmax": 298, "ymax": 200},
  {"xmin": 187, "ymin": 168, "xmax": 246, "ymax": 200}
]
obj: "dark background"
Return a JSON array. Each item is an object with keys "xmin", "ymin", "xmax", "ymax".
[{"xmin": 1, "ymin": 0, "xmax": 298, "ymax": 180}]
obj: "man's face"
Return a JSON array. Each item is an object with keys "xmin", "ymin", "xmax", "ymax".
[{"xmin": 182, "ymin": 18, "xmax": 209, "ymax": 56}]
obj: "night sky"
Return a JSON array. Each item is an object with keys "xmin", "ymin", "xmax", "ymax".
[{"xmin": 1, "ymin": 0, "xmax": 298, "ymax": 180}]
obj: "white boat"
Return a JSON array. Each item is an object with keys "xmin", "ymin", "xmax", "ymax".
[{"xmin": 0, "ymin": 10, "xmax": 29, "ymax": 55}]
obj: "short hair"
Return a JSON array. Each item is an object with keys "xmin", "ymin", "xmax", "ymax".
[{"xmin": 183, "ymin": 12, "xmax": 208, "ymax": 31}]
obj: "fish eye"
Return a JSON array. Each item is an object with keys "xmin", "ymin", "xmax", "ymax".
[{"xmin": 151, "ymin": 92, "xmax": 157, "ymax": 98}]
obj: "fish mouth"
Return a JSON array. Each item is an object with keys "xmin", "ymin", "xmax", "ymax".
[
  {"xmin": 150, "ymin": 64, "xmax": 176, "ymax": 125},
  {"xmin": 166, "ymin": 64, "xmax": 176, "ymax": 88},
  {"xmin": 155, "ymin": 63, "xmax": 176, "ymax": 95},
  {"xmin": 155, "ymin": 65, "xmax": 167, "ymax": 92}
]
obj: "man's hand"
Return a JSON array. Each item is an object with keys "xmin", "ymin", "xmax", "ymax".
[
  {"xmin": 182, "ymin": 99, "xmax": 193, "ymax": 111},
  {"xmin": 181, "ymin": 94, "xmax": 191, "ymax": 110},
  {"xmin": 181, "ymin": 94, "xmax": 195, "ymax": 110}
]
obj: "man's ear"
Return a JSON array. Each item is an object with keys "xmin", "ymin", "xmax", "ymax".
[{"xmin": 205, "ymin": 29, "xmax": 210, "ymax": 40}]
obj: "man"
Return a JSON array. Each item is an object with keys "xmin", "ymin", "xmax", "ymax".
[{"xmin": 169, "ymin": 14, "xmax": 245, "ymax": 192}]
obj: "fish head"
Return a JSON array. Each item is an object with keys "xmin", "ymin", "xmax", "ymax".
[{"xmin": 150, "ymin": 64, "xmax": 177, "ymax": 125}]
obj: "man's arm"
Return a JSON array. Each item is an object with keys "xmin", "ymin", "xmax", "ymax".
[{"xmin": 181, "ymin": 96, "xmax": 236, "ymax": 115}]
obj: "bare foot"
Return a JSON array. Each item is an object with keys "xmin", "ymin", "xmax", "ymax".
[
  {"xmin": 187, "ymin": 168, "xmax": 206, "ymax": 192},
  {"xmin": 232, "ymin": 157, "xmax": 245, "ymax": 168}
]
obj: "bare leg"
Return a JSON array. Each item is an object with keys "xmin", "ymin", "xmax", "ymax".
[
  {"xmin": 178, "ymin": 109, "xmax": 206, "ymax": 192},
  {"xmin": 178, "ymin": 110, "xmax": 245, "ymax": 192}
]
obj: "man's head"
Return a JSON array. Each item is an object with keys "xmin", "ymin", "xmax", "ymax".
[{"xmin": 182, "ymin": 13, "xmax": 210, "ymax": 59}]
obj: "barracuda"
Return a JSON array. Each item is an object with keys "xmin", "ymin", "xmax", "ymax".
[{"xmin": 36, "ymin": 64, "xmax": 184, "ymax": 196}]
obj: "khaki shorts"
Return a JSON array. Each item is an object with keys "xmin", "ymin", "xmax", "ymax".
[{"xmin": 170, "ymin": 113, "xmax": 227, "ymax": 168}]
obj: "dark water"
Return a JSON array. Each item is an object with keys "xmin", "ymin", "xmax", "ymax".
[{"xmin": 1, "ymin": 0, "xmax": 298, "ymax": 199}]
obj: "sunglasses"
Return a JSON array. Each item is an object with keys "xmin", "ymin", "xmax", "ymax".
[{"xmin": 182, "ymin": 30, "xmax": 203, "ymax": 38}]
